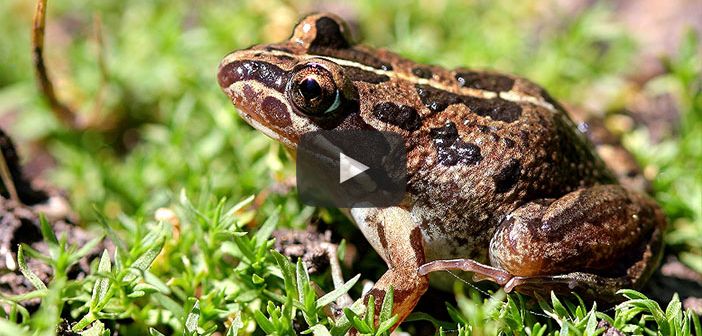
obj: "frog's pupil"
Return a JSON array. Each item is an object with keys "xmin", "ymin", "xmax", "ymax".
[{"xmin": 299, "ymin": 77, "xmax": 322, "ymax": 100}]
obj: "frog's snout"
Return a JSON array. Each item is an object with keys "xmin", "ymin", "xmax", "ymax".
[
  {"xmin": 217, "ymin": 51, "xmax": 263, "ymax": 113},
  {"xmin": 217, "ymin": 51, "xmax": 247, "ymax": 90},
  {"xmin": 217, "ymin": 49, "xmax": 291, "ymax": 98}
]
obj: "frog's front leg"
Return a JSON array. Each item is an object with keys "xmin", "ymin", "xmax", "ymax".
[
  {"xmin": 349, "ymin": 207, "xmax": 429, "ymax": 328},
  {"xmin": 422, "ymin": 185, "xmax": 666, "ymax": 300}
]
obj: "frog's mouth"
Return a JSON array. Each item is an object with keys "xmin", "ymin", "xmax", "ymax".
[{"xmin": 234, "ymin": 107, "xmax": 298, "ymax": 150}]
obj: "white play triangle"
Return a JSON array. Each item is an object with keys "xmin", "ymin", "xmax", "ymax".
[{"xmin": 339, "ymin": 152, "xmax": 369, "ymax": 183}]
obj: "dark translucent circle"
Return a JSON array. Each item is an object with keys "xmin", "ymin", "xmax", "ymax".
[{"xmin": 299, "ymin": 77, "xmax": 322, "ymax": 100}]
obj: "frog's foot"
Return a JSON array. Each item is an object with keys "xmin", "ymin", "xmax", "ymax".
[
  {"xmin": 503, "ymin": 272, "xmax": 631, "ymax": 301},
  {"xmin": 418, "ymin": 258, "xmax": 512, "ymax": 285},
  {"xmin": 418, "ymin": 259, "xmax": 632, "ymax": 301}
]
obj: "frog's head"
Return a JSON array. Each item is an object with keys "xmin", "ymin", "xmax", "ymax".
[{"xmin": 217, "ymin": 13, "xmax": 374, "ymax": 149}]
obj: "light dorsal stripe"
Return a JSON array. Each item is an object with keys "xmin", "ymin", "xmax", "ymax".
[{"xmin": 234, "ymin": 49, "xmax": 557, "ymax": 113}]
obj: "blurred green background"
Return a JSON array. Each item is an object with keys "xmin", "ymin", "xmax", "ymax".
[{"xmin": 0, "ymin": 0, "xmax": 700, "ymax": 335}]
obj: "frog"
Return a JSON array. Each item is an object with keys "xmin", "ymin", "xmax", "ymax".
[{"xmin": 216, "ymin": 13, "xmax": 667, "ymax": 330}]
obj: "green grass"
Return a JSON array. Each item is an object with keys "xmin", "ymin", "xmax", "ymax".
[{"xmin": 0, "ymin": 0, "xmax": 700, "ymax": 335}]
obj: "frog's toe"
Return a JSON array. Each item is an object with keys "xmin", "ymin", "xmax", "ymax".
[
  {"xmin": 419, "ymin": 258, "xmax": 512, "ymax": 285},
  {"xmin": 504, "ymin": 272, "xmax": 632, "ymax": 302}
]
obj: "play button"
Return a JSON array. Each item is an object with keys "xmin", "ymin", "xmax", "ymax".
[
  {"xmin": 339, "ymin": 153, "xmax": 369, "ymax": 183},
  {"xmin": 296, "ymin": 130, "xmax": 406, "ymax": 208}
]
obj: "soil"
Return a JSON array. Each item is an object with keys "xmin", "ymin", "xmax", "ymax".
[
  {"xmin": 643, "ymin": 255, "xmax": 702, "ymax": 314},
  {"xmin": 0, "ymin": 128, "xmax": 109, "ymax": 312}
]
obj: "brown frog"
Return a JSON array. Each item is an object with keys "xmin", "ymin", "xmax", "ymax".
[{"xmin": 217, "ymin": 13, "xmax": 666, "ymax": 330}]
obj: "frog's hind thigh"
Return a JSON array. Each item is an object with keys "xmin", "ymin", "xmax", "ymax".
[{"xmin": 489, "ymin": 184, "xmax": 665, "ymax": 299}]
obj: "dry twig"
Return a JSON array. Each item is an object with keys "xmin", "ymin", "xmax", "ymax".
[
  {"xmin": 0, "ymin": 151, "xmax": 19, "ymax": 203},
  {"xmin": 32, "ymin": 0, "xmax": 80, "ymax": 129},
  {"xmin": 31, "ymin": 0, "xmax": 110, "ymax": 130}
]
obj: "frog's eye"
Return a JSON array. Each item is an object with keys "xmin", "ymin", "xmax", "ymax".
[{"xmin": 288, "ymin": 63, "xmax": 341, "ymax": 117}]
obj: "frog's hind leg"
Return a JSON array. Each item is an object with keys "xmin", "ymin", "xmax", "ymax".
[{"xmin": 487, "ymin": 184, "xmax": 666, "ymax": 300}]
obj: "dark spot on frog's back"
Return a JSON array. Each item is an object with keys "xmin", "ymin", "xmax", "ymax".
[
  {"xmin": 261, "ymin": 96, "xmax": 292, "ymax": 128},
  {"xmin": 493, "ymin": 159, "xmax": 521, "ymax": 193},
  {"xmin": 412, "ymin": 66, "xmax": 433, "ymax": 79},
  {"xmin": 217, "ymin": 60, "xmax": 287, "ymax": 92},
  {"xmin": 415, "ymin": 85, "xmax": 461, "ymax": 113},
  {"xmin": 455, "ymin": 71, "xmax": 515, "ymax": 92},
  {"xmin": 476, "ymin": 125, "xmax": 491, "ymax": 133},
  {"xmin": 372, "ymin": 102, "xmax": 421, "ymax": 131},
  {"xmin": 501, "ymin": 137, "xmax": 515, "ymax": 148},
  {"xmin": 343, "ymin": 66, "xmax": 389, "ymax": 84},
  {"xmin": 464, "ymin": 96, "xmax": 522, "ymax": 123},
  {"xmin": 415, "ymin": 85, "xmax": 522, "ymax": 122},
  {"xmin": 430, "ymin": 122, "xmax": 482, "ymax": 166},
  {"xmin": 431, "ymin": 121, "xmax": 462, "ymax": 143},
  {"xmin": 310, "ymin": 17, "xmax": 351, "ymax": 49}
]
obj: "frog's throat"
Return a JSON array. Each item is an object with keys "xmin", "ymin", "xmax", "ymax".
[{"xmin": 236, "ymin": 108, "xmax": 297, "ymax": 149}]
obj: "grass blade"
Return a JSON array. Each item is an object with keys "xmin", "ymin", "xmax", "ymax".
[{"xmin": 17, "ymin": 244, "xmax": 47, "ymax": 291}]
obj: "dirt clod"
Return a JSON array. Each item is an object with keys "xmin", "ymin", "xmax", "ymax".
[
  {"xmin": 272, "ymin": 227, "xmax": 334, "ymax": 274},
  {"xmin": 597, "ymin": 320, "xmax": 625, "ymax": 336}
]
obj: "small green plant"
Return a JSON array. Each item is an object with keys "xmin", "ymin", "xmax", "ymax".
[
  {"xmin": 1, "ymin": 215, "xmax": 103, "ymax": 334},
  {"xmin": 612, "ymin": 289, "xmax": 701, "ymax": 336},
  {"xmin": 336, "ymin": 288, "xmax": 397, "ymax": 336},
  {"xmin": 251, "ymin": 251, "xmax": 360, "ymax": 336}
]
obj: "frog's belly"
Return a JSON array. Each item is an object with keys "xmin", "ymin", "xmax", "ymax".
[
  {"xmin": 421, "ymin": 232, "xmax": 490, "ymax": 262},
  {"xmin": 411, "ymin": 205, "xmax": 501, "ymax": 292},
  {"xmin": 349, "ymin": 206, "xmax": 497, "ymax": 291},
  {"xmin": 348, "ymin": 206, "xmax": 496, "ymax": 265},
  {"xmin": 410, "ymin": 203, "xmax": 497, "ymax": 265}
]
